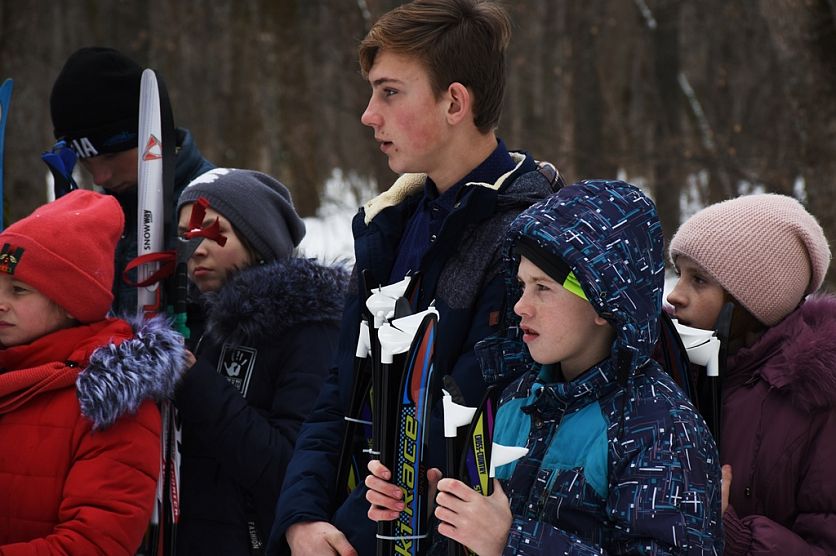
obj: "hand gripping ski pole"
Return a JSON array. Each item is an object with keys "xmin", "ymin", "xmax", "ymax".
[
  {"xmin": 334, "ymin": 272, "xmax": 421, "ymax": 501},
  {"xmin": 376, "ymin": 307, "xmax": 439, "ymax": 556},
  {"xmin": 442, "ymin": 376, "xmax": 504, "ymax": 556}
]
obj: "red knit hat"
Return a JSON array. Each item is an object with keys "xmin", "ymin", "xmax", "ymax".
[
  {"xmin": 670, "ymin": 194, "xmax": 831, "ymax": 326},
  {"xmin": 0, "ymin": 190, "xmax": 123, "ymax": 322}
]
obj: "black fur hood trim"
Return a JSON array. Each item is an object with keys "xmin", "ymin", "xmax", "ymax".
[{"xmin": 202, "ymin": 257, "xmax": 350, "ymax": 346}]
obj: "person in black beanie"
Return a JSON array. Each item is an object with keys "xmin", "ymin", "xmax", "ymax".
[{"xmin": 48, "ymin": 46, "xmax": 215, "ymax": 316}]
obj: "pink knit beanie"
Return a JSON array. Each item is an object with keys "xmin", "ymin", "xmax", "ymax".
[{"xmin": 669, "ymin": 194, "xmax": 831, "ymax": 326}]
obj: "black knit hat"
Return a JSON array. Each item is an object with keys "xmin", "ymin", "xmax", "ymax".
[
  {"xmin": 177, "ymin": 168, "xmax": 307, "ymax": 262},
  {"xmin": 50, "ymin": 47, "xmax": 143, "ymax": 158}
]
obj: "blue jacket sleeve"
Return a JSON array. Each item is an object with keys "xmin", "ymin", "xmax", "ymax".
[
  {"xmin": 504, "ymin": 519, "xmax": 607, "ymax": 555},
  {"xmin": 270, "ymin": 361, "xmax": 347, "ymax": 526}
]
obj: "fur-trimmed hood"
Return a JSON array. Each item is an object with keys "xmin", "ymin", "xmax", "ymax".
[
  {"xmin": 77, "ymin": 316, "xmax": 187, "ymax": 429},
  {"xmin": 0, "ymin": 317, "xmax": 186, "ymax": 431},
  {"xmin": 361, "ymin": 152, "xmax": 560, "ymax": 224},
  {"xmin": 728, "ymin": 293, "xmax": 836, "ymax": 411},
  {"xmin": 201, "ymin": 257, "xmax": 349, "ymax": 346}
]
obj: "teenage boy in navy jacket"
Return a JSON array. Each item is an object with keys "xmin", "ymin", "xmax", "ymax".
[{"xmin": 269, "ymin": 1, "xmax": 561, "ymax": 554}]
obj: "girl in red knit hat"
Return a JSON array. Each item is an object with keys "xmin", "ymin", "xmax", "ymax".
[
  {"xmin": 667, "ymin": 193, "xmax": 835, "ymax": 555},
  {"xmin": 0, "ymin": 190, "xmax": 186, "ymax": 554}
]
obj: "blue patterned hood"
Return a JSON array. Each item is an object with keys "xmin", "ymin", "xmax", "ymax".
[{"xmin": 496, "ymin": 180, "xmax": 665, "ymax": 380}]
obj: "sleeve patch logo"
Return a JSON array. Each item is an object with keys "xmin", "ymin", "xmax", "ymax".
[{"xmin": 217, "ymin": 344, "xmax": 258, "ymax": 397}]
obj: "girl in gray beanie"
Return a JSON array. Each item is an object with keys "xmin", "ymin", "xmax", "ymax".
[
  {"xmin": 172, "ymin": 168, "xmax": 349, "ymax": 555},
  {"xmin": 667, "ymin": 193, "xmax": 836, "ymax": 555}
]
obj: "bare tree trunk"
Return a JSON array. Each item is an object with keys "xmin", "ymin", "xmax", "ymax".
[
  {"xmin": 1, "ymin": 0, "xmax": 835, "ymax": 246},
  {"xmin": 650, "ymin": 0, "xmax": 683, "ymax": 247},
  {"xmin": 568, "ymin": 0, "xmax": 617, "ymax": 179},
  {"xmin": 759, "ymin": 0, "xmax": 836, "ymax": 288}
]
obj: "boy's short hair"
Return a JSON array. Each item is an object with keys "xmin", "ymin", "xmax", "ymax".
[{"xmin": 359, "ymin": 0, "xmax": 511, "ymax": 133}]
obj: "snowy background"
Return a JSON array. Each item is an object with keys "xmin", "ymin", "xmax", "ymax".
[
  {"xmin": 51, "ymin": 164, "xmax": 795, "ymax": 300},
  {"xmin": 292, "ymin": 170, "xmax": 763, "ymax": 300},
  {"xmin": 293, "ymin": 170, "xmax": 813, "ymax": 303}
]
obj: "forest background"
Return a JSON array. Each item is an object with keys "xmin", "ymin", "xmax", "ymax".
[{"xmin": 1, "ymin": 0, "xmax": 835, "ymax": 284}]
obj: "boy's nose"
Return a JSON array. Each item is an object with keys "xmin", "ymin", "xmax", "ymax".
[
  {"xmin": 361, "ymin": 100, "xmax": 380, "ymax": 128},
  {"xmin": 513, "ymin": 294, "xmax": 531, "ymax": 318},
  {"xmin": 85, "ymin": 162, "xmax": 112, "ymax": 187}
]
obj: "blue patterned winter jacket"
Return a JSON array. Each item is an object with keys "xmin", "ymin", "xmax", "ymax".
[{"xmin": 476, "ymin": 180, "xmax": 723, "ymax": 555}]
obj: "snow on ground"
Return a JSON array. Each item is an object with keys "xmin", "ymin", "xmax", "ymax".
[
  {"xmin": 297, "ymin": 168, "xmax": 375, "ymax": 264},
  {"xmin": 47, "ymin": 164, "xmax": 776, "ymax": 310}
]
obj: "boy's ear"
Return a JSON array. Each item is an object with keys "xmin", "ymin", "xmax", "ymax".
[
  {"xmin": 593, "ymin": 314, "xmax": 610, "ymax": 327},
  {"xmin": 445, "ymin": 82, "xmax": 472, "ymax": 125}
]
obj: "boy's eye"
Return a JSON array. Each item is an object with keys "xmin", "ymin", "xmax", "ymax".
[
  {"xmin": 383, "ymin": 88, "xmax": 397, "ymax": 97},
  {"xmin": 12, "ymin": 286, "xmax": 29, "ymax": 294}
]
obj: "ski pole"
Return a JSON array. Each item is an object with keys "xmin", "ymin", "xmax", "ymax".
[
  {"xmin": 442, "ymin": 376, "xmax": 476, "ymax": 556},
  {"xmin": 0, "ymin": 79, "xmax": 13, "ymax": 230},
  {"xmin": 672, "ymin": 318, "xmax": 723, "ymax": 443},
  {"xmin": 377, "ymin": 308, "xmax": 439, "ymax": 556}
]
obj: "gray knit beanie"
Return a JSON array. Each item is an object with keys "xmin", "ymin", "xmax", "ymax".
[
  {"xmin": 177, "ymin": 168, "xmax": 306, "ymax": 262},
  {"xmin": 670, "ymin": 193, "xmax": 831, "ymax": 326}
]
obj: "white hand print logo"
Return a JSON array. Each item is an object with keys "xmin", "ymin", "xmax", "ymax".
[
  {"xmin": 224, "ymin": 356, "xmax": 248, "ymax": 377},
  {"xmin": 218, "ymin": 345, "xmax": 258, "ymax": 396}
]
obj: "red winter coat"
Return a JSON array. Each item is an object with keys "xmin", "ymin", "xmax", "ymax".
[
  {"xmin": 0, "ymin": 317, "xmax": 185, "ymax": 555},
  {"xmin": 721, "ymin": 294, "xmax": 836, "ymax": 555}
]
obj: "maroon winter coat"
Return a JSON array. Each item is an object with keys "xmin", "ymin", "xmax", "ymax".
[{"xmin": 721, "ymin": 294, "xmax": 836, "ymax": 555}]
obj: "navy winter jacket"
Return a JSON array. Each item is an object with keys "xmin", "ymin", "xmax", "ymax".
[
  {"xmin": 174, "ymin": 258, "xmax": 348, "ymax": 555},
  {"xmin": 269, "ymin": 151, "xmax": 561, "ymax": 555}
]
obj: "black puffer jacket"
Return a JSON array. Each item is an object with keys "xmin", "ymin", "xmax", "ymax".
[{"xmin": 174, "ymin": 257, "xmax": 349, "ymax": 555}]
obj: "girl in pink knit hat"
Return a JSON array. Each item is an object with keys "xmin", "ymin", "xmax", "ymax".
[{"xmin": 667, "ymin": 193, "xmax": 835, "ymax": 555}]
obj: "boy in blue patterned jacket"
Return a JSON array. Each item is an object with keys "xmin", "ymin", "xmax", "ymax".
[{"xmin": 367, "ymin": 180, "xmax": 723, "ymax": 554}]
